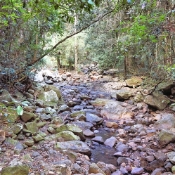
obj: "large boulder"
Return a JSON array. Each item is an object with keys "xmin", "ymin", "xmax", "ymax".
[
  {"xmin": 37, "ymin": 85, "xmax": 63, "ymax": 107},
  {"xmin": 154, "ymin": 113, "xmax": 175, "ymax": 130},
  {"xmin": 100, "ymin": 100, "xmax": 134, "ymax": 120},
  {"xmin": 125, "ymin": 76, "xmax": 143, "ymax": 87},
  {"xmin": 157, "ymin": 81, "xmax": 174, "ymax": 94},
  {"xmin": 144, "ymin": 91, "xmax": 170, "ymax": 110},
  {"xmin": 158, "ymin": 129, "xmax": 175, "ymax": 146},
  {"xmin": 116, "ymin": 87, "xmax": 136, "ymax": 100}
]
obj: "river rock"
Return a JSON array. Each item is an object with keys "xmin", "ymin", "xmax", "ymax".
[
  {"xmin": 24, "ymin": 139, "xmax": 34, "ymax": 146},
  {"xmin": 131, "ymin": 167, "xmax": 144, "ymax": 174},
  {"xmin": 1, "ymin": 165, "xmax": 29, "ymax": 175},
  {"xmin": 90, "ymin": 98, "xmax": 114, "ymax": 107},
  {"xmin": 21, "ymin": 111, "xmax": 37, "ymax": 122},
  {"xmin": 116, "ymin": 142, "xmax": 130, "ymax": 153},
  {"xmin": 144, "ymin": 91, "xmax": 170, "ymax": 110},
  {"xmin": 92, "ymin": 136, "xmax": 104, "ymax": 143},
  {"xmin": 158, "ymin": 129, "xmax": 175, "ymax": 146},
  {"xmin": 116, "ymin": 87, "xmax": 135, "ymax": 100},
  {"xmin": 56, "ymin": 141, "xmax": 91, "ymax": 155},
  {"xmin": 151, "ymin": 168, "xmax": 164, "ymax": 175},
  {"xmin": 157, "ymin": 81, "xmax": 174, "ymax": 93},
  {"xmin": 167, "ymin": 152, "xmax": 175, "ymax": 164},
  {"xmin": 33, "ymin": 133, "xmax": 44, "ymax": 142},
  {"xmin": 24, "ymin": 121, "xmax": 38, "ymax": 134},
  {"xmin": 111, "ymin": 170, "xmax": 123, "ymax": 175},
  {"xmin": 89, "ymin": 163, "xmax": 105, "ymax": 175},
  {"xmin": 56, "ymin": 124, "xmax": 84, "ymax": 141},
  {"xmin": 12, "ymin": 123, "xmax": 23, "ymax": 135},
  {"xmin": 105, "ymin": 121, "xmax": 118, "ymax": 128},
  {"xmin": 0, "ymin": 103, "xmax": 18, "ymax": 123},
  {"xmin": 86, "ymin": 113, "xmax": 103, "ymax": 125},
  {"xmin": 101, "ymin": 100, "xmax": 134, "ymax": 120},
  {"xmin": 104, "ymin": 136, "xmax": 117, "ymax": 147},
  {"xmin": 125, "ymin": 77, "xmax": 143, "ymax": 87},
  {"xmin": 58, "ymin": 104, "xmax": 70, "ymax": 112},
  {"xmin": 56, "ymin": 131, "xmax": 80, "ymax": 141},
  {"xmin": 0, "ymin": 89, "xmax": 15, "ymax": 103},
  {"xmin": 83, "ymin": 129, "xmax": 95, "ymax": 137},
  {"xmin": 154, "ymin": 113, "xmax": 175, "ymax": 130},
  {"xmin": 72, "ymin": 121, "xmax": 93, "ymax": 130},
  {"xmin": 70, "ymin": 111, "xmax": 86, "ymax": 118}
]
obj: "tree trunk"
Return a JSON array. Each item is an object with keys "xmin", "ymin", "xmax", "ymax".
[{"xmin": 74, "ymin": 14, "xmax": 78, "ymax": 72}]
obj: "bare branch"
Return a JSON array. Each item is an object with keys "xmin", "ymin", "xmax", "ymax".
[{"xmin": 28, "ymin": 9, "xmax": 114, "ymax": 66}]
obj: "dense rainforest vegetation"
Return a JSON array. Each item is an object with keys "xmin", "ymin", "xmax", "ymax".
[{"xmin": 0, "ymin": 0, "xmax": 175, "ymax": 88}]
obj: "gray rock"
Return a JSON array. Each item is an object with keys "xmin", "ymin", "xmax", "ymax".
[
  {"xmin": 116, "ymin": 87, "xmax": 135, "ymax": 100},
  {"xmin": 144, "ymin": 91, "xmax": 170, "ymax": 110},
  {"xmin": 116, "ymin": 142, "xmax": 130, "ymax": 153},
  {"xmin": 24, "ymin": 121, "xmax": 38, "ymax": 134},
  {"xmin": 154, "ymin": 113, "xmax": 175, "ymax": 130},
  {"xmin": 56, "ymin": 141, "xmax": 91, "ymax": 156},
  {"xmin": 86, "ymin": 113, "xmax": 103, "ymax": 124},
  {"xmin": 104, "ymin": 136, "xmax": 117, "ymax": 147},
  {"xmin": 158, "ymin": 129, "xmax": 175, "ymax": 146},
  {"xmin": 72, "ymin": 121, "xmax": 93, "ymax": 130},
  {"xmin": 151, "ymin": 168, "xmax": 165, "ymax": 175},
  {"xmin": 101, "ymin": 100, "xmax": 134, "ymax": 120},
  {"xmin": 167, "ymin": 152, "xmax": 175, "ymax": 164},
  {"xmin": 131, "ymin": 167, "xmax": 144, "ymax": 174},
  {"xmin": 92, "ymin": 136, "xmax": 104, "ymax": 144},
  {"xmin": 83, "ymin": 129, "xmax": 95, "ymax": 137},
  {"xmin": 58, "ymin": 104, "xmax": 70, "ymax": 112}
]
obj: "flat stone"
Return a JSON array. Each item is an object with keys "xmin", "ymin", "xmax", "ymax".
[
  {"xmin": 83, "ymin": 129, "xmax": 95, "ymax": 137},
  {"xmin": 86, "ymin": 113, "xmax": 103, "ymax": 125},
  {"xmin": 56, "ymin": 141, "xmax": 91, "ymax": 156},
  {"xmin": 131, "ymin": 167, "xmax": 144, "ymax": 174},
  {"xmin": 104, "ymin": 136, "xmax": 117, "ymax": 147},
  {"xmin": 92, "ymin": 136, "xmax": 104, "ymax": 144}
]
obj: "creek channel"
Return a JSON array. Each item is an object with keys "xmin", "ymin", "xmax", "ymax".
[{"xmin": 57, "ymin": 82, "xmax": 119, "ymax": 166}]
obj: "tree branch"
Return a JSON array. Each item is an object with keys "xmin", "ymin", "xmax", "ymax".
[{"xmin": 28, "ymin": 9, "xmax": 114, "ymax": 66}]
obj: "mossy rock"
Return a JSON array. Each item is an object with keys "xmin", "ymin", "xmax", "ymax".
[
  {"xmin": 1, "ymin": 165, "xmax": 29, "ymax": 175},
  {"xmin": 125, "ymin": 76, "xmax": 143, "ymax": 87},
  {"xmin": 0, "ymin": 103, "xmax": 18, "ymax": 124},
  {"xmin": 56, "ymin": 131, "xmax": 80, "ymax": 141},
  {"xmin": 24, "ymin": 121, "xmax": 38, "ymax": 134}
]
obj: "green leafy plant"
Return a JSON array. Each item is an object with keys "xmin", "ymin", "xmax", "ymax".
[{"xmin": 16, "ymin": 105, "xmax": 23, "ymax": 116}]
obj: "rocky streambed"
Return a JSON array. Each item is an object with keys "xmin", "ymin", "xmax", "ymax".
[{"xmin": 1, "ymin": 68, "xmax": 175, "ymax": 175}]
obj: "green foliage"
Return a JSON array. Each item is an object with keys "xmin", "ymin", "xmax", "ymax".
[
  {"xmin": 16, "ymin": 105, "xmax": 23, "ymax": 116},
  {"xmin": 0, "ymin": 0, "xmax": 102, "ymax": 85}
]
